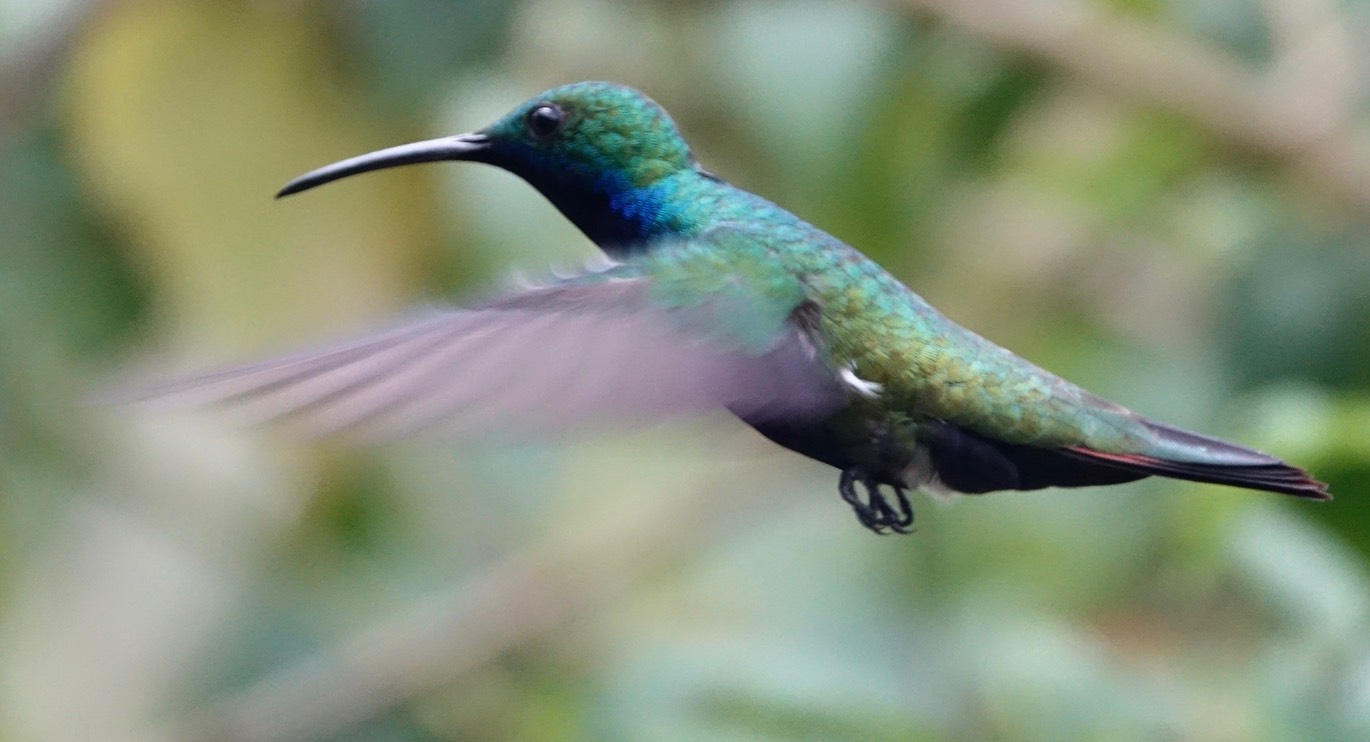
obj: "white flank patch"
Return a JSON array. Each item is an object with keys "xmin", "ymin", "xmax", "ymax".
[{"xmin": 840, "ymin": 366, "xmax": 883, "ymax": 398}]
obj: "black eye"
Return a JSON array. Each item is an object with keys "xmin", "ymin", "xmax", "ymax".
[{"xmin": 525, "ymin": 103, "xmax": 564, "ymax": 139}]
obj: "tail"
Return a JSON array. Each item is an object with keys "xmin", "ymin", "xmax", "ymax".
[
  {"xmin": 924, "ymin": 419, "xmax": 1329, "ymax": 499},
  {"xmin": 1060, "ymin": 420, "xmax": 1330, "ymax": 500}
]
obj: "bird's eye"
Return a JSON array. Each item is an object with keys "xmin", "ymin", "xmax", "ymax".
[{"xmin": 525, "ymin": 103, "xmax": 565, "ymax": 139}]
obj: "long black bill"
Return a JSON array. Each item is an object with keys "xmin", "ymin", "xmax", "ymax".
[{"xmin": 276, "ymin": 133, "xmax": 492, "ymax": 198}]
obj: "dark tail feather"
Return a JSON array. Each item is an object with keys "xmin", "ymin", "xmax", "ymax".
[
  {"xmin": 925, "ymin": 420, "xmax": 1330, "ymax": 500},
  {"xmin": 1057, "ymin": 438, "xmax": 1326, "ymax": 503}
]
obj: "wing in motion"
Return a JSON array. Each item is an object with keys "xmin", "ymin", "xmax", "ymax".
[{"xmin": 113, "ymin": 231, "xmax": 846, "ymax": 439}]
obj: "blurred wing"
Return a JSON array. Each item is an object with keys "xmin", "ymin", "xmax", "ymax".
[{"xmin": 117, "ymin": 264, "xmax": 842, "ymax": 439}]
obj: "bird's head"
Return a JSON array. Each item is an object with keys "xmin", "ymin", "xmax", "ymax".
[
  {"xmin": 480, "ymin": 81, "xmax": 695, "ymax": 188},
  {"xmin": 278, "ymin": 82, "xmax": 703, "ymax": 247}
]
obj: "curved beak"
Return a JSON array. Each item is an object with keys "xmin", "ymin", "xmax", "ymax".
[{"xmin": 276, "ymin": 133, "xmax": 492, "ymax": 198}]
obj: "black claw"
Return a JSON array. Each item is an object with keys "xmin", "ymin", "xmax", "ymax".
[{"xmin": 838, "ymin": 468, "xmax": 915, "ymax": 535}]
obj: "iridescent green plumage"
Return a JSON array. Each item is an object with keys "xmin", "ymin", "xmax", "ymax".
[{"xmin": 149, "ymin": 81, "xmax": 1328, "ymax": 534}]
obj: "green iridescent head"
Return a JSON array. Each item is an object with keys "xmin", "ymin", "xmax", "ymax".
[
  {"xmin": 277, "ymin": 82, "xmax": 703, "ymax": 245},
  {"xmin": 478, "ymin": 81, "xmax": 695, "ymax": 188}
]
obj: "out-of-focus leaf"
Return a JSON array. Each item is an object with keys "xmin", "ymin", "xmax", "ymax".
[
  {"xmin": 337, "ymin": 0, "xmax": 516, "ymax": 109},
  {"xmin": 1225, "ymin": 227, "xmax": 1370, "ymax": 392},
  {"xmin": 62, "ymin": 0, "xmax": 442, "ymax": 353},
  {"xmin": 0, "ymin": 120, "xmax": 142, "ymax": 457}
]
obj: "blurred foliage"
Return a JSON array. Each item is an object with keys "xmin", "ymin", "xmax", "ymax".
[{"xmin": 0, "ymin": 0, "xmax": 1367, "ymax": 740}]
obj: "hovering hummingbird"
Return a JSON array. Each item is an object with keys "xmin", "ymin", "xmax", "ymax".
[{"xmin": 138, "ymin": 81, "xmax": 1329, "ymax": 534}]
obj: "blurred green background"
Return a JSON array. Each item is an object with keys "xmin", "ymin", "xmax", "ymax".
[{"xmin": 2, "ymin": 0, "xmax": 1369, "ymax": 740}]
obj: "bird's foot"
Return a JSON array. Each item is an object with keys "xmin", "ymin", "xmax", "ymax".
[{"xmin": 838, "ymin": 468, "xmax": 915, "ymax": 535}]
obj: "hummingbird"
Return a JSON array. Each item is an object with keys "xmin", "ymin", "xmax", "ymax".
[{"xmin": 138, "ymin": 81, "xmax": 1329, "ymax": 534}]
